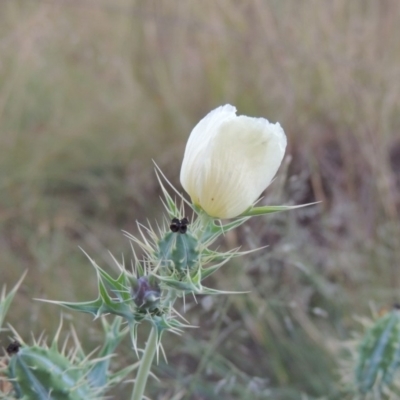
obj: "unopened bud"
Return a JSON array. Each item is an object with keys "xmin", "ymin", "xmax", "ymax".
[{"xmin": 132, "ymin": 277, "xmax": 160, "ymax": 312}]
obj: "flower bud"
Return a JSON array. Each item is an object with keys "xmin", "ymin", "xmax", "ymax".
[
  {"xmin": 180, "ymin": 105, "xmax": 287, "ymax": 219},
  {"xmin": 132, "ymin": 277, "xmax": 160, "ymax": 312}
]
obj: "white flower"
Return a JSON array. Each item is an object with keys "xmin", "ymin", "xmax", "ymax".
[{"xmin": 180, "ymin": 104, "xmax": 287, "ymax": 219}]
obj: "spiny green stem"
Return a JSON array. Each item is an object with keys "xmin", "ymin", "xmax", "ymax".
[{"xmin": 131, "ymin": 327, "xmax": 158, "ymax": 400}]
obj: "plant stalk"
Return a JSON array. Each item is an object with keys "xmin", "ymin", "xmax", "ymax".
[{"xmin": 131, "ymin": 327, "xmax": 158, "ymax": 400}]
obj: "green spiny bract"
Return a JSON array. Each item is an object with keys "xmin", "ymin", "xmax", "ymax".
[
  {"xmin": 4, "ymin": 317, "xmax": 133, "ymax": 400},
  {"xmin": 156, "ymin": 231, "xmax": 200, "ymax": 278},
  {"xmin": 47, "ymin": 251, "xmax": 164, "ymax": 324},
  {"xmin": 355, "ymin": 308, "xmax": 400, "ymax": 396},
  {"xmin": 8, "ymin": 344, "xmax": 97, "ymax": 400},
  {"xmin": 43, "ymin": 254, "xmax": 190, "ymax": 353}
]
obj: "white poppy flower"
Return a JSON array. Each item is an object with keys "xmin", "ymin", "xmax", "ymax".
[{"xmin": 180, "ymin": 104, "xmax": 287, "ymax": 219}]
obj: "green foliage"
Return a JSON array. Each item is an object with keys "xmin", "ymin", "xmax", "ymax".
[
  {"xmin": 0, "ymin": 273, "xmax": 26, "ymax": 332},
  {"xmin": 355, "ymin": 308, "xmax": 400, "ymax": 396},
  {"xmin": 8, "ymin": 345, "xmax": 99, "ymax": 400},
  {"xmin": 3, "ymin": 317, "xmax": 133, "ymax": 400},
  {"xmin": 1, "ymin": 276, "xmax": 134, "ymax": 400}
]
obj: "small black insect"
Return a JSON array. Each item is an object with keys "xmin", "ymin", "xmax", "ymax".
[
  {"xmin": 170, "ymin": 218, "xmax": 180, "ymax": 233},
  {"xmin": 179, "ymin": 217, "xmax": 189, "ymax": 233},
  {"xmin": 6, "ymin": 340, "xmax": 21, "ymax": 355},
  {"xmin": 170, "ymin": 217, "xmax": 189, "ymax": 234}
]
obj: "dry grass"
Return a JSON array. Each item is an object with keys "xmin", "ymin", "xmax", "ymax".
[{"xmin": 1, "ymin": 0, "xmax": 400, "ymax": 398}]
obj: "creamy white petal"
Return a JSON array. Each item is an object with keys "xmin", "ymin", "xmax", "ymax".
[
  {"xmin": 180, "ymin": 105, "xmax": 236, "ymax": 200},
  {"xmin": 197, "ymin": 117, "xmax": 286, "ymax": 218}
]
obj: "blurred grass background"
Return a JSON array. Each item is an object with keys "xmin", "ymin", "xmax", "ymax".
[{"xmin": 1, "ymin": 0, "xmax": 400, "ymax": 398}]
